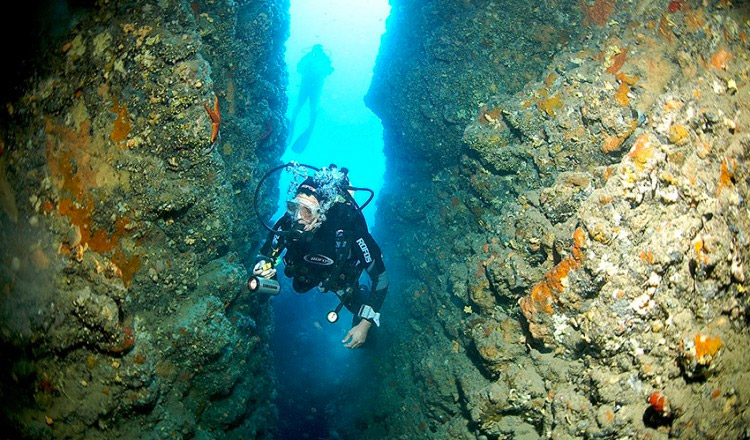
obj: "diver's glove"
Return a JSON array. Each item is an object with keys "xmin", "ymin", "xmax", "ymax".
[{"xmin": 253, "ymin": 259, "xmax": 276, "ymax": 279}]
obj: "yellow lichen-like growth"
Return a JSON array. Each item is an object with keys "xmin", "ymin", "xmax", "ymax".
[
  {"xmin": 478, "ymin": 106, "xmax": 503, "ymax": 126},
  {"xmin": 544, "ymin": 72, "xmax": 558, "ymax": 87},
  {"xmin": 693, "ymin": 238, "xmax": 710, "ymax": 264},
  {"xmin": 668, "ymin": 124, "xmax": 689, "ymax": 145},
  {"xmin": 663, "ymin": 99, "xmax": 684, "ymax": 112},
  {"xmin": 615, "ymin": 72, "xmax": 638, "ymax": 86},
  {"xmin": 602, "ymin": 135, "xmax": 622, "ymax": 153},
  {"xmin": 694, "ymin": 333, "xmax": 722, "ymax": 363},
  {"xmin": 537, "ymin": 94, "xmax": 563, "ymax": 117}
]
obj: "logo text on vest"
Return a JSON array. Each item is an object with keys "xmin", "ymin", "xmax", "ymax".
[{"xmin": 356, "ymin": 238, "xmax": 372, "ymax": 263}]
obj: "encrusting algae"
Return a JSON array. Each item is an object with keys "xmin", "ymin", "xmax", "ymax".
[
  {"xmin": 605, "ymin": 48, "xmax": 627, "ymax": 75},
  {"xmin": 717, "ymin": 157, "xmax": 735, "ymax": 196},
  {"xmin": 354, "ymin": 0, "xmax": 750, "ymax": 438},
  {"xmin": 614, "ymin": 72, "xmax": 638, "ymax": 107},
  {"xmin": 45, "ymin": 112, "xmax": 141, "ymax": 287},
  {"xmin": 110, "ymin": 101, "xmax": 131, "ymax": 145},
  {"xmin": 537, "ymin": 94, "xmax": 563, "ymax": 117},
  {"xmin": 668, "ymin": 124, "xmax": 689, "ymax": 145},
  {"xmin": 520, "ymin": 228, "xmax": 586, "ymax": 342},
  {"xmin": 710, "ymin": 48, "xmax": 733, "ymax": 70}
]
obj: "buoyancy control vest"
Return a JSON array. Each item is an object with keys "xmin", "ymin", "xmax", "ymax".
[{"xmin": 283, "ymin": 201, "xmax": 368, "ymax": 294}]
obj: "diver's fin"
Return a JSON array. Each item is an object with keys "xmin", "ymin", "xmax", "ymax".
[{"xmin": 291, "ymin": 127, "xmax": 313, "ymax": 153}]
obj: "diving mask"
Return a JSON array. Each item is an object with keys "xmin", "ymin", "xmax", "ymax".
[{"xmin": 286, "ymin": 195, "xmax": 320, "ymax": 226}]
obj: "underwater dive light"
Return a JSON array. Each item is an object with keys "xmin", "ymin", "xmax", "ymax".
[{"xmin": 247, "ymin": 276, "xmax": 281, "ymax": 296}]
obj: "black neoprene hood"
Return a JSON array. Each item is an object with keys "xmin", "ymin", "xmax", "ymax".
[{"xmin": 295, "ymin": 177, "xmax": 326, "ymax": 202}]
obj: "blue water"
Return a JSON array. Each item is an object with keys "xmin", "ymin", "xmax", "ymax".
[
  {"xmin": 278, "ymin": 0, "xmax": 389, "ymax": 226},
  {"xmin": 270, "ymin": 1, "xmax": 390, "ymax": 438}
]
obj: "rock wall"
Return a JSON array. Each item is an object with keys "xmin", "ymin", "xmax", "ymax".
[
  {"xmin": 0, "ymin": 0, "xmax": 288, "ymax": 438},
  {"xmin": 366, "ymin": 0, "xmax": 581, "ymax": 170},
  {"xmin": 365, "ymin": 0, "xmax": 750, "ymax": 438}
]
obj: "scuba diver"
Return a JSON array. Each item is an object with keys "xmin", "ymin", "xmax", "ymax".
[
  {"xmin": 288, "ymin": 44, "xmax": 334, "ymax": 154},
  {"xmin": 250, "ymin": 164, "xmax": 387, "ymax": 348}
]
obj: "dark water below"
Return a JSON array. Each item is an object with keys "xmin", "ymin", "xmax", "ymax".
[{"xmin": 271, "ymin": 277, "xmax": 368, "ymax": 440}]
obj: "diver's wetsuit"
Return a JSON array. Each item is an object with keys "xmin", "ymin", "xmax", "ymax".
[{"xmin": 258, "ymin": 202, "xmax": 388, "ymax": 323}]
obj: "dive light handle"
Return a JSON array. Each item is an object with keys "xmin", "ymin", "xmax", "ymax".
[{"xmin": 247, "ymin": 276, "xmax": 281, "ymax": 296}]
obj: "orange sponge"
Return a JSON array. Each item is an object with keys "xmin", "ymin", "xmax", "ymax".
[{"xmin": 695, "ymin": 333, "xmax": 722, "ymax": 363}]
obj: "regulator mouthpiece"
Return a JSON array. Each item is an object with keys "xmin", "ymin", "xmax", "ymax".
[{"xmin": 247, "ymin": 276, "xmax": 281, "ymax": 296}]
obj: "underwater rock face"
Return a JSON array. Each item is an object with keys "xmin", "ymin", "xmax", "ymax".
[
  {"xmin": 366, "ymin": 0, "xmax": 582, "ymax": 169},
  {"xmin": 364, "ymin": 0, "xmax": 750, "ymax": 439},
  {"xmin": 0, "ymin": 0, "xmax": 287, "ymax": 438}
]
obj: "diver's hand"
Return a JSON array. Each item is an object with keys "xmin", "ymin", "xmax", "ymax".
[
  {"xmin": 342, "ymin": 320, "xmax": 372, "ymax": 349},
  {"xmin": 253, "ymin": 260, "xmax": 276, "ymax": 279}
]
